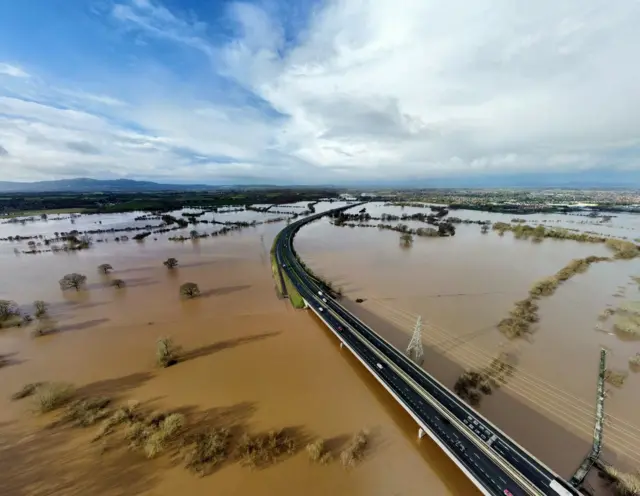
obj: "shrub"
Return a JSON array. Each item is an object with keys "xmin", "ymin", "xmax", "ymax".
[
  {"xmin": 604, "ymin": 369, "xmax": 628, "ymax": 388},
  {"xmin": 33, "ymin": 382, "xmax": 75, "ymax": 413},
  {"xmin": 98, "ymin": 263, "xmax": 113, "ymax": 274},
  {"xmin": 143, "ymin": 413, "xmax": 186, "ymax": 458},
  {"xmin": 184, "ymin": 428, "xmax": 231, "ymax": 474},
  {"xmin": 163, "ymin": 257, "xmax": 178, "ymax": 269},
  {"xmin": 111, "ymin": 279, "xmax": 126, "ymax": 288},
  {"xmin": 157, "ymin": 337, "xmax": 180, "ymax": 368},
  {"xmin": 11, "ymin": 382, "xmax": 44, "ymax": 400},
  {"xmin": 605, "ymin": 239, "xmax": 640, "ymax": 259},
  {"xmin": 63, "ymin": 397, "xmax": 112, "ymax": 427},
  {"xmin": 629, "ymin": 353, "xmax": 640, "ymax": 367},
  {"xmin": 0, "ymin": 299, "xmax": 20, "ymax": 322},
  {"xmin": 340, "ymin": 430, "xmax": 368, "ymax": 468},
  {"xmin": 32, "ymin": 317, "xmax": 57, "ymax": 337},
  {"xmin": 306, "ymin": 439, "xmax": 332, "ymax": 464},
  {"xmin": 602, "ymin": 465, "xmax": 640, "ymax": 495},
  {"xmin": 59, "ymin": 273, "xmax": 87, "ymax": 291},
  {"xmin": 33, "ymin": 300, "xmax": 48, "ymax": 318},
  {"xmin": 180, "ymin": 282, "xmax": 200, "ymax": 298},
  {"xmin": 530, "ymin": 277, "xmax": 559, "ymax": 298},
  {"xmin": 236, "ymin": 429, "xmax": 297, "ymax": 468}
]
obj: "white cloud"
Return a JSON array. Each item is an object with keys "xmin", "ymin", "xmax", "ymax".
[
  {"xmin": 0, "ymin": 63, "xmax": 30, "ymax": 78},
  {"xmin": 2, "ymin": 0, "xmax": 640, "ymax": 183}
]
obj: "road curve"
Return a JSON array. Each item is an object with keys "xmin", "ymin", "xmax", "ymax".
[{"xmin": 274, "ymin": 204, "xmax": 581, "ymax": 496}]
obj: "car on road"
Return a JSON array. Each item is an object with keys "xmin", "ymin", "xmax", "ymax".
[
  {"xmin": 318, "ymin": 306, "xmax": 324, "ymax": 312},
  {"xmin": 376, "ymin": 362, "xmax": 384, "ymax": 370}
]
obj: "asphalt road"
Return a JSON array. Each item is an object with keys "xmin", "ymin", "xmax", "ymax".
[{"xmin": 274, "ymin": 206, "xmax": 581, "ymax": 496}]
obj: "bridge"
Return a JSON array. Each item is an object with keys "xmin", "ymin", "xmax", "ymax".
[{"xmin": 274, "ymin": 204, "xmax": 585, "ymax": 496}]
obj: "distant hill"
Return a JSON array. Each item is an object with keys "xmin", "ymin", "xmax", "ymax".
[{"xmin": 0, "ymin": 178, "xmax": 215, "ymax": 193}]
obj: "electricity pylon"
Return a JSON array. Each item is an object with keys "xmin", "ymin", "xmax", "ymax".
[{"xmin": 406, "ymin": 316, "xmax": 424, "ymax": 365}]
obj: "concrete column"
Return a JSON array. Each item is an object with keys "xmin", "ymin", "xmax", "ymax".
[{"xmin": 418, "ymin": 428, "xmax": 426, "ymax": 439}]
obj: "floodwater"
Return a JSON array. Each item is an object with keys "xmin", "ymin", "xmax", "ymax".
[
  {"xmin": 0, "ymin": 202, "xmax": 478, "ymax": 496},
  {"xmin": 296, "ymin": 203, "xmax": 640, "ymax": 484}
]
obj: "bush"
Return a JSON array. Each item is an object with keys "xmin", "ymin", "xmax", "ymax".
[
  {"xmin": 236, "ymin": 429, "xmax": 297, "ymax": 468},
  {"xmin": 184, "ymin": 428, "xmax": 231, "ymax": 474},
  {"xmin": 111, "ymin": 279, "xmax": 126, "ymax": 288},
  {"xmin": 605, "ymin": 239, "xmax": 640, "ymax": 259},
  {"xmin": 11, "ymin": 382, "xmax": 44, "ymax": 400},
  {"xmin": 59, "ymin": 273, "xmax": 87, "ymax": 291},
  {"xmin": 306, "ymin": 439, "xmax": 332, "ymax": 464},
  {"xmin": 340, "ymin": 430, "xmax": 368, "ymax": 468},
  {"xmin": 157, "ymin": 337, "xmax": 181, "ymax": 368},
  {"xmin": 163, "ymin": 257, "xmax": 178, "ymax": 269},
  {"xmin": 0, "ymin": 299, "xmax": 20, "ymax": 323},
  {"xmin": 530, "ymin": 277, "xmax": 559, "ymax": 298},
  {"xmin": 629, "ymin": 353, "xmax": 640, "ymax": 367},
  {"xmin": 33, "ymin": 382, "xmax": 75, "ymax": 413},
  {"xmin": 605, "ymin": 369, "xmax": 628, "ymax": 388},
  {"xmin": 63, "ymin": 397, "xmax": 112, "ymax": 426},
  {"xmin": 602, "ymin": 465, "xmax": 640, "ymax": 495},
  {"xmin": 34, "ymin": 300, "xmax": 48, "ymax": 318},
  {"xmin": 180, "ymin": 282, "xmax": 200, "ymax": 298}
]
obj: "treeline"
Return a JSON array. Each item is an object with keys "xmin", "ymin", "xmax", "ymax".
[
  {"xmin": 336, "ymin": 221, "xmax": 456, "ymax": 237},
  {"xmin": 0, "ymin": 189, "xmax": 338, "ymax": 216}
]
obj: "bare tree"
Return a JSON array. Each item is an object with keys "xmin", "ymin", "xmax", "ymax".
[
  {"xmin": 59, "ymin": 273, "xmax": 87, "ymax": 291},
  {"xmin": 34, "ymin": 300, "xmax": 48, "ymax": 319},
  {"xmin": 180, "ymin": 282, "xmax": 200, "ymax": 298},
  {"xmin": 163, "ymin": 258, "xmax": 178, "ymax": 269},
  {"xmin": 98, "ymin": 263, "xmax": 113, "ymax": 274},
  {"xmin": 481, "ymin": 224, "xmax": 490, "ymax": 234}
]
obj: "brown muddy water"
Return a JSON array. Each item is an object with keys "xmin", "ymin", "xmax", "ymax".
[
  {"xmin": 296, "ymin": 204, "xmax": 640, "ymax": 489},
  {"xmin": 0, "ymin": 205, "xmax": 478, "ymax": 496}
]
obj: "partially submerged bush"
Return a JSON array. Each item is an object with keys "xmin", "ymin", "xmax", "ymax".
[
  {"xmin": 180, "ymin": 282, "xmax": 200, "ymax": 298},
  {"xmin": 184, "ymin": 428, "xmax": 231, "ymax": 474},
  {"xmin": 530, "ymin": 277, "xmax": 559, "ymax": 298},
  {"xmin": 605, "ymin": 369, "xmax": 628, "ymax": 388},
  {"xmin": 11, "ymin": 382, "xmax": 44, "ymax": 400},
  {"xmin": 142, "ymin": 413, "xmax": 186, "ymax": 458},
  {"xmin": 0, "ymin": 300, "xmax": 21, "ymax": 328},
  {"xmin": 111, "ymin": 279, "xmax": 126, "ymax": 288},
  {"xmin": 63, "ymin": 397, "xmax": 111, "ymax": 427},
  {"xmin": 601, "ymin": 465, "xmax": 640, "ymax": 495},
  {"xmin": 33, "ymin": 382, "xmax": 75, "ymax": 413},
  {"xmin": 340, "ymin": 430, "xmax": 368, "ymax": 468},
  {"xmin": 606, "ymin": 239, "xmax": 640, "ymax": 259},
  {"xmin": 306, "ymin": 439, "xmax": 332, "ymax": 464},
  {"xmin": 629, "ymin": 353, "xmax": 640, "ymax": 367},
  {"xmin": 163, "ymin": 257, "xmax": 178, "ymax": 269},
  {"xmin": 236, "ymin": 429, "xmax": 297, "ymax": 469},
  {"xmin": 157, "ymin": 337, "xmax": 181, "ymax": 368},
  {"xmin": 33, "ymin": 300, "xmax": 48, "ymax": 318}
]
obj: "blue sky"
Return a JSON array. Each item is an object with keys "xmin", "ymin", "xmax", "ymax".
[{"xmin": 1, "ymin": 0, "xmax": 639, "ymax": 185}]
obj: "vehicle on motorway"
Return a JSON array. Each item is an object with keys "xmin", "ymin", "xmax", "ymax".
[
  {"xmin": 318, "ymin": 307, "xmax": 324, "ymax": 312},
  {"xmin": 322, "ymin": 298, "xmax": 327, "ymax": 303},
  {"xmin": 317, "ymin": 291, "xmax": 323, "ymax": 296},
  {"xmin": 376, "ymin": 362, "xmax": 384, "ymax": 370}
]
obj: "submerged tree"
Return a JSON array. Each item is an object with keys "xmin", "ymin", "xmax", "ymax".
[
  {"xmin": 163, "ymin": 257, "xmax": 179, "ymax": 269},
  {"xmin": 180, "ymin": 282, "xmax": 200, "ymax": 298},
  {"xmin": 59, "ymin": 273, "xmax": 87, "ymax": 292},
  {"xmin": 98, "ymin": 263, "xmax": 113, "ymax": 274},
  {"xmin": 111, "ymin": 279, "xmax": 126, "ymax": 289},
  {"xmin": 399, "ymin": 232, "xmax": 414, "ymax": 248}
]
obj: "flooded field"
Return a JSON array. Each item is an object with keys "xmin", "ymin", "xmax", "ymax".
[
  {"xmin": 0, "ymin": 202, "xmax": 479, "ymax": 496},
  {"xmin": 296, "ymin": 203, "xmax": 640, "ymax": 485}
]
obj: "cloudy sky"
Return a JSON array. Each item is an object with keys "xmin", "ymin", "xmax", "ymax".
[{"xmin": 1, "ymin": 0, "xmax": 639, "ymax": 185}]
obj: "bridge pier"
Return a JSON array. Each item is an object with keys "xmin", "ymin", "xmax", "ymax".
[{"xmin": 418, "ymin": 428, "xmax": 426, "ymax": 439}]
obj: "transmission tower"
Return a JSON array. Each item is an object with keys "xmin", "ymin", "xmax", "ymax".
[{"xmin": 406, "ymin": 316, "xmax": 424, "ymax": 365}]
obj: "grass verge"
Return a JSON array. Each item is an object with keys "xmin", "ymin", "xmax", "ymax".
[{"xmin": 283, "ymin": 273, "xmax": 305, "ymax": 309}]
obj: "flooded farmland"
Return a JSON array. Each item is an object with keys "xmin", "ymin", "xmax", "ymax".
[
  {"xmin": 0, "ymin": 202, "xmax": 480, "ymax": 496},
  {"xmin": 296, "ymin": 202, "xmax": 640, "ymax": 488}
]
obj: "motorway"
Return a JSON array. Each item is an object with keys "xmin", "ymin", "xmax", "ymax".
[{"xmin": 274, "ymin": 205, "xmax": 582, "ymax": 496}]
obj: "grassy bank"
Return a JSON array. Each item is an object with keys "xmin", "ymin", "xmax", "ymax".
[{"xmin": 270, "ymin": 235, "xmax": 305, "ymax": 309}]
